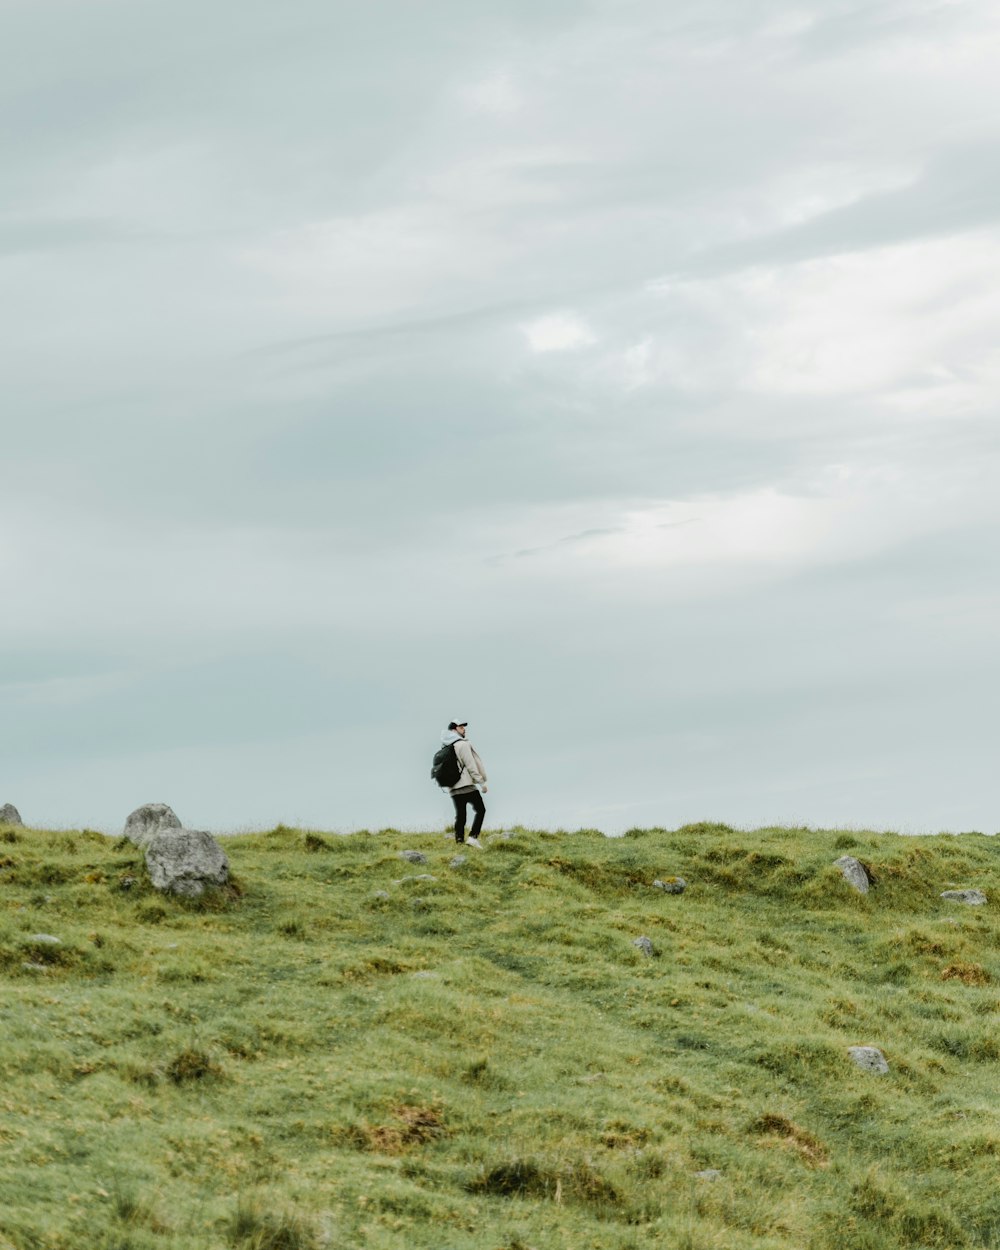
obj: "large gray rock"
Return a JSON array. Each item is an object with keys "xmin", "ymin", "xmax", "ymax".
[
  {"xmin": 653, "ymin": 878, "xmax": 686, "ymax": 894},
  {"xmin": 0, "ymin": 804, "xmax": 23, "ymax": 826},
  {"xmin": 834, "ymin": 855, "xmax": 870, "ymax": 894},
  {"xmin": 940, "ymin": 889, "xmax": 987, "ymax": 906},
  {"xmin": 848, "ymin": 1046, "xmax": 889, "ymax": 1075},
  {"xmin": 145, "ymin": 829, "xmax": 229, "ymax": 898},
  {"xmin": 124, "ymin": 803, "xmax": 182, "ymax": 848}
]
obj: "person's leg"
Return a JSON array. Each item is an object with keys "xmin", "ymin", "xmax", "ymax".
[
  {"xmin": 468, "ymin": 790, "xmax": 486, "ymax": 840},
  {"xmin": 451, "ymin": 793, "xmax": 469, "ymax": 843}
]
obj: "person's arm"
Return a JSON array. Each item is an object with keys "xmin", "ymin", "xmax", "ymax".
[{"xmin": 457, "ymin": 741, "xmax": 487, "ymax": 788}]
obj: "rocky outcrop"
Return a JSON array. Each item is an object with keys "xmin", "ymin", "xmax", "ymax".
[
  {"xmin": 848, "ymin": 1046, "xmax": 889, "ymax": 1074},
  {"xmin": 124, "ymin": 803, "xmax": 182, "ymax": 849},
  {"xmin": 145, "ymin": 829, "xmax": 229, "ymax": 898},
  {"xmin": 0, "ymin": 804, "xmax": 23, "ymax": 826},
  {"xmin": 940, "ymin": 889, "xmax": 987, "ymax": 906},
  {"xmin": 653, "ymin": 878, "xmax": 686, "ymax": 894},
  {"xmin": 834, "ymin": 856, "xmax": 870, "ymax": 894}
]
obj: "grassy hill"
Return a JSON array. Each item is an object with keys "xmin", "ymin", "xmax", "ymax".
[{"xmin": 1, "ymin": 821, "xmax": 997, "ymax": 1250}]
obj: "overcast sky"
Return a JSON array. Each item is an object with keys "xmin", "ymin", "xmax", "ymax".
[{"xmin": 3, "ymin": 0, "xmax": 998, "ymax": 835}]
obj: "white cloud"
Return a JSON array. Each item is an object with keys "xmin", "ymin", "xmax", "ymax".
[
  {"xmin": 521, "ymin": 311, "xmax": 596, "ymax": 352},
  {"xmin": 458, "ymin": 71, "xmax": 523, "ymax": 117}
]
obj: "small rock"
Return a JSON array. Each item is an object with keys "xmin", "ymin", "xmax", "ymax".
[
  {"xmin": 632, "ymin": 936, "xmax": 654, "ymax": 957},
  {"xmin": 449, "ymin": 855, "xmax": 468, "ymax": 867},
  {"xmin": 119, "ymin": 876, "xmax": 137, "ymax": 891},
  {"xmin": 392, "ymin": 874, "xmax": 438, "ymax": 885},
  {"xmin": 695, "ymin": 1170, "xmax": 723, "ymax": 1182},
  {"xmin": 0, "ymin": 803, "xmax": 23, "ymax": 826},
  {"xmin": 848, "ymin": 1045, "xmax": 889, "ymax": 1074},
  {"xmin": 21, "ymin": 962, "xmax": 48, "ymax": 972},
  {"xmin": 834, "ymin": 855, "xmax": 869, "ymax": 894},
  {"xmin": 411, "ymin": 897, "xmax": 428, "ymax": 910},
  {"xmin": 653, "ymin": 878, "xmax": 686, "ymax": 894},
  {"xmin": 372, "ymin": 890, "xmax": 391, "ymax": 900},
  {"xmin": 124, "ymin": 803, "xmax": 182, "ymax": 849},
  {"xmin": 940, "ymin": 889, "xmax": 987, "ymax": 906},
  {"xmin": 145, "ymin": 829, "xmax": 229, "ymax": 898},
  {"xmin": 398, "ymin": 850, "xmax": 427, "ymax": 864},
  {"xmin": 27, "ymin": 934, "xmax": 61, "ymax": 944},
  {"xmin": 411, "ymin": 971, "xmax": 434, "ymax": 979}
]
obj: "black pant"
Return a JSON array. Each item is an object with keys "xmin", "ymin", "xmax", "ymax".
[{"xmin": 451, "ymin": 789, "xmax": 485, "ymax": 842}]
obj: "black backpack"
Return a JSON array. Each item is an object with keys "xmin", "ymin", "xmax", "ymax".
[{"xmin": 430, "ymin": 741, "xmax": 462, "ymax": 788}]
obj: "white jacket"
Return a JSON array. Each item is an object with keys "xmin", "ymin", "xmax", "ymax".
[{"xmin": 440, "ymin": 730, "xmax": 488, "ymax": 793}]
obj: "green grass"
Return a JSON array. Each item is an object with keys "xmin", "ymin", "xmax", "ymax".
[{"xmin": 0, "ymin": 821, "xmax": 997, "ymax": 1249}]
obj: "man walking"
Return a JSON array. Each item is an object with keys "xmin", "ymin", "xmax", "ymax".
[{"xmin": 441, "ymin": 720, "xmax": 488, "ymax": 848}]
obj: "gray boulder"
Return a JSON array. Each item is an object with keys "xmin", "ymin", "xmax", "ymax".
[
  {"xmin": 0, "ymin": 803, "xmax": 23, "ymax": 826},
  {"xmin": 398, "ymin": 849, "xmax": 427, "ymax": 864},
  {"xmin": 834, "ymin": 855, "xmax": 870, "ymax": 894},
  {"xmin": 848, "ymin": 1045, "xmax": 889, "ymax": 1075},
  {"xmin": 941, "ymin": 889, "xmax": 987, "ymax": 906},
  {"xmin": 145, "ymin": 829, "xmax": 229, "ymax": 898},
  {"xmin": 124, "ymin": 803, "xmax": 182, "ymax": 849},
  {"xmin": 653, "ymin": 878, "xmax": 686, "ymax": 894},
  {"xmin": 632, "ymin": 936, "xmax": 654, "ymax": 957}
]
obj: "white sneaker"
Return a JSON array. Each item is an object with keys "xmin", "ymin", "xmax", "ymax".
[{"xmin": 466, "ymin": 836, "xmax": 484, "ymax": 850}]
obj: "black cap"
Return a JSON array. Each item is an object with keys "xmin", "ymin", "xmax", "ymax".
[{"xmin": 447, "ymin": 721, "xmax": 468, "ymax": 730}]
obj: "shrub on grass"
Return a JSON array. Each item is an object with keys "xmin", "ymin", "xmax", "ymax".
[
  {"xmin": 469, "ymin": 1155, "xmax": 620, "ymax": 1208},
  {"xmin": 166, "ymin": 1047, "xmax": 223, "ymax": 1084},
  {"xmin": 228, "ymin": 1200, "xmax": 320, "ymax": 1250}
]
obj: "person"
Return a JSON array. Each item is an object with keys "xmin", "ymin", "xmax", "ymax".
[{"xmin": 440, "ymin": 720, "xmax": 488, "ymax": 848}]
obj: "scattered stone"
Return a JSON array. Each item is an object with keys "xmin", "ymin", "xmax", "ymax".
[
  {"xmin": 449, "ymin": 855, "xmax": 468, "ymax": 868},
  {"xmin": 0, "ymin": 804, "xmax": 23, "ymax": 826},
  {"xmin": 653, "ymin": 878, "xmax": 686, "ymax": 894},
  {"xmin": 848, "ymin": 1046, "xmax": 889, "ymax": 1075},
  {"xmin": 411, "ymin": 897, "xmax": 428, "ymax": 910},
  {"xmin": 145, "ymin": 829, "xmax": 229, "ymax": 898},
  {"xmin": 119, "ymin": 876, "xmax": 137, "ymax": 891},
  {"xmin": 27, "ymin": 934, "xmax": 61, "ymax": 944},
  {"xmin": 632, "ymin": 936, "xmax": 654, "ymax": 957},
  {"xmin": 392, "ymin": 874, "xmax": 438, "ymax": 885},
  {"xmin": 834, "ymin": 855, "xmax": 870, "ymax": 894},
  {"xmin": 398, "ymin": 850, "xmax": 428, "ymax": 864},
  {"xmin": 411, "ymin": 971, "xmax": 435, "ymax": 979},
  {"xmin": 373, "ymin": 890, "xmax": 391, "ymax": 900},
  {"xmin": 941, "ymin": 889, "xmax": 987, "ymax": 906},
  {"xmin": 695, "ymin": 1170, "xmax": 723, "ymax": 1182},
  {"xmin": 124, "ymin": 803, "xmax": 182, "ymax": 849},
  {"xmin": 21, "ymin": 962, "xmax": 48, "ymax": 972}
]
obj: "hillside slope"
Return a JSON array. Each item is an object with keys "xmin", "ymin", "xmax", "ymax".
[{"xmin": 1, "ymin": 822, "xmax": 998, "ymax": 1250}]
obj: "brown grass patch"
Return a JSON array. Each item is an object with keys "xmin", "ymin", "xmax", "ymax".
[
  {"xmin": 941, "ymin": 962, "xmax": 991, "ymax": 987},
  {"xmin": 750, "ymin": 1113, "xmax": 829, "ymax": 1167},
  {"xmin": 347, "ymin": 1103, "xmax": 447, "ymax": 1154}
]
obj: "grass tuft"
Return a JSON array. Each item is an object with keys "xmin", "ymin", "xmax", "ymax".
[{"xmin": 229, "ymin": 1200, "xmax": 319, "ymax": 1250}]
